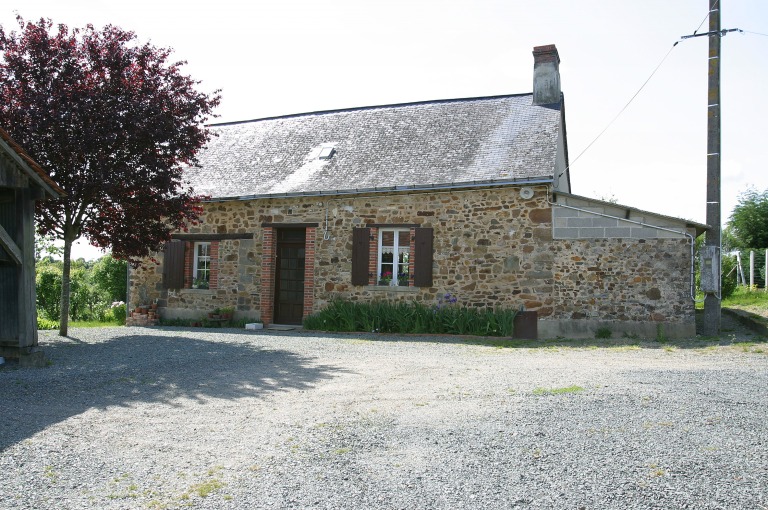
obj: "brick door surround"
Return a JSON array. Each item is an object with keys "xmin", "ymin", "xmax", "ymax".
[{"xmin": 260, "ymin": 227, "xmax": 316, "ymax": 326}]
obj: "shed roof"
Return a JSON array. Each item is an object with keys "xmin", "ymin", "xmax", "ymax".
[
  {"xmin": 185, "ymin": 93, "xmax": 563, "ymax": 200},
  {"xmin": 553, "ymin": 191, "xmax": 709, "ymax": 237},
  {"xmin": 0, "ymin": 126, "xmax": 65, "ymax": 198}
]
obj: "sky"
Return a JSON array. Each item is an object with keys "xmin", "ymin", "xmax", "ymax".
[{"xmin": 2, "ymin": 0, "xmax": 767, "ymax": 260}]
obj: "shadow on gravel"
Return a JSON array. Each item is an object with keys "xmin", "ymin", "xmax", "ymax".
[{"xmin": 0, "ymin": 331, "xmax": 344, "ymax": 451}]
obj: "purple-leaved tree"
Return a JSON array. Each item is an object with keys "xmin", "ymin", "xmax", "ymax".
[{"xmin": 0, "ymin": 16, "xmax": 220, "ymax": 335}]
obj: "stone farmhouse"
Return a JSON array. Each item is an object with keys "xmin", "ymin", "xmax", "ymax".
[
  {"xmin": 129, "ymin": 45, "xmax": 706, "ymax": 338},
  {"xmin": 0, "ymin": 126, "xmax": 65, "ymax": 363}
]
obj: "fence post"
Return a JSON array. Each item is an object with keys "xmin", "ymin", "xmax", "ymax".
[{"xmin": 750, "ymin": 250, "xmax": 754, "ymax": 288}]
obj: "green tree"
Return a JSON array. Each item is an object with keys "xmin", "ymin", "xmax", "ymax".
[
  {"xmin": 0, "ymin": 17, "xmax": 219, "ymax": 336},
  {"xmin": 728, "ymin": 188, "xmax": 768, "ymax": 249},
  {"xmin": 727, "ymin": 188, "xmax": 768, "ymax": 288},
  {"xmin": 91, "ymin": 255, "xmax": 127, "ymax": 303},
  {"xmin": 35, "ymin": 233, "xmax": 61, "ymax": 261},
  {"xmin": 68, "ymin": 260, "xmax": 99, "ymax": 321},
  {"xmin": 36, "ymin": 259, "xmax": 62, "ymax": 321}
]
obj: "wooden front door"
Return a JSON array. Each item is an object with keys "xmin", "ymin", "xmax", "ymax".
[{"xmin": 274, "ymin": 229, "xmax": 306, "ymax": 324}]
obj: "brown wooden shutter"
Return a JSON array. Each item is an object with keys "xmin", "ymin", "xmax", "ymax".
[
  {"xmin": 351, "ymin": 228, "xmax": 370, "ymax": 286},
  {"xmin": 162, "ymin": 240, "xmax": 185, "ymax": 289},
  {"xmin": 413, "ymin": 227, "xmax": 433, "ymax": 287}
]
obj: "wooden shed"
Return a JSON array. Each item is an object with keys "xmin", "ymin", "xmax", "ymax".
[{"xmin": 0, "ymin": 127, "xmax": 64, "ymax": 364}]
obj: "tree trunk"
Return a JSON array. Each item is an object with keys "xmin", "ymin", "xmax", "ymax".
[{"xmin": 59, "ymin": 234, "xmax": 73, "ymax": 336}]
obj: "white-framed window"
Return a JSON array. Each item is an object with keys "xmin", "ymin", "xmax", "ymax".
[
  {"xmin": 377, "ymin": 228, "xmax": 410, "ymax": 286},
  {"xmin": 193, "ymin": 242, "xmax": 211, "ymax": 288}
]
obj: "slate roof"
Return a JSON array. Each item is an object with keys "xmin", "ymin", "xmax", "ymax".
[{"xmin": 185, "ymin": 93, "xmax": 563, "ymax": 200}]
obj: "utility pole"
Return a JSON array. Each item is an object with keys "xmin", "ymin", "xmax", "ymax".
[
  {"xmin": 703, "ymin": 0, "xmax": 721, "ymax": 336},
  {"xmin": 680, "ymin": 2, "xmax": 742, "ymax": 336}
]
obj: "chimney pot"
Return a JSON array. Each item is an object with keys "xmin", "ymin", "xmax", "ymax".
[{"xmin": 532, "ymin": 44, "xmax": 561, "ymax": 106}]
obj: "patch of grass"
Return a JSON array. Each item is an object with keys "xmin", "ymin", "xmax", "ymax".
[
  {"xmin": 106, "ymin": 472, "xmax": 141, "ymax": 500},
  {"xmin": 731, "ymin": 341, "xmax": 767, "ymax": 354},
  {"xmin": 173, "ymin": 466, "xmax": 228, "ymax": 503},
  {"xmin": 608, "ymin": 344, "xmax": 641, "ymax": 351},
  {"xmin": 648, "ymin": 463, "xmax": 666, "ymax": 477},
  {"xmin": 69, "ymin": 320, "xmax": 122, "ymax": 328},
  {"xmin": 723, "ymin": 286, "xmax": 768, "ymax": 311},
  {"xmin": 643, "ymin": 421, "xmax": 675, "ymax": 430},
  {"xmin": 532, "ymin": 385, "xmax": 585, "ymax": 396},
  {"xmin": 192, "ymin": 479, "xmax": 225, "ymax": 498},
  {"xmin": 43, "ymin": 465, "xmax": 58, "ymax": 484}
]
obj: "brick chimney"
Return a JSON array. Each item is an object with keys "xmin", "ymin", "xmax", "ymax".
[{"xmin": 532, "ymin": 44, "xmax": 561, "ymax": 106}]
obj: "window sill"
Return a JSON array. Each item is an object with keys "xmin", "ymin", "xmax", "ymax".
[{"xmin": 368, "ymin": 285, "xmax": 418, "ymax": 293}]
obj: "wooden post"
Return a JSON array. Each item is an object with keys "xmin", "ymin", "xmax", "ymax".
[{"xmin": 18, "ymin": 187, "xmax": 38, "ymax": 350}]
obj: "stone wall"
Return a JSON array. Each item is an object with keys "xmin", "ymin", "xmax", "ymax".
[{"xmin": 129, "ymin": 185, "xmax": 698, "ymax": 337}]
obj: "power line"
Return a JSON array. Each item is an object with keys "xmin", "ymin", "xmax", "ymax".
[
  {"xmin": 560, "ymin": 2, "xmax": 737, "ymax": 178},
  {"xmin": 560, "ymin": 43, "xmax": 677, "ymax": 176},
  {"xmin": 693, "ymin": 0, "xmax": 718, "ymax": 34}
]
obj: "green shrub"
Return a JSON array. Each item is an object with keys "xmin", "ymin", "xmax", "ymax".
[
  {"xmin": 720, "ymin": 254, "xmax": 738, "ymax": 299},
  {"xmin": 303, "ymin": 297, "xmax": 517, "ymax": 337},
  {"xmin": 37, "ymin": 317, "xmax": 58, "ymax": 330},
  {"xmin": 108, "ymin": 303, "xmax": 127, "ymax": 324},
  {"xmin": 595, "ymin": 327, "xmax": 612, "ymax": 339}
]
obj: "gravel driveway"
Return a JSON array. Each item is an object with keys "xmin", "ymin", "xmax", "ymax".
[{"xmin": 1, "ymin": 322, "xmax": 767, "ymax": 510}]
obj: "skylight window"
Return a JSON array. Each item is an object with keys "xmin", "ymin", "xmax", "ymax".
[{"xmin": 318, "ymin": 146, "xmax": 336, "ymax": 160}]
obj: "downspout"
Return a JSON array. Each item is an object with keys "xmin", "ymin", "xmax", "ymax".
[{"xmin": 546, "ymin": 188, "xmax": 703, "ymax": 303}]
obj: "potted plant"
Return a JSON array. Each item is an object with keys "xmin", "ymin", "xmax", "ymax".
[
  {"xmin": 208, "ymin": 307, "xmax": 221, "ymax": 319},
  {"xmin": 379, "ymin": 271, "xmax": 393, "ymax": 286},
  {"xmin": 192, "ymin": 278, "xmax": 209, "ymax": 289},
  {"xmin": 220, "ymin": 306, "xmax": 235, "ymax": 320}
]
